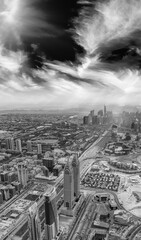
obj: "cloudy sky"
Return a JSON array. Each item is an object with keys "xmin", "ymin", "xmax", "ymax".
[{"xmin": 0, "ymin": 0, "xmax": 141, "ymax": 109}]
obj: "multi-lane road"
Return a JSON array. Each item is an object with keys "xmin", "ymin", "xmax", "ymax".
[{"xmin": 55, "ymin": 128, "xmax": 111, "ymax": 200}]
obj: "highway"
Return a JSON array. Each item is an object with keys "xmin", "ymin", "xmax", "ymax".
[
  {"xmin": 67, "ymin": 194, "xmax": 92, "ymax": 240},
  {"xmin": 128, "ymin": 225, "xmax": 141, "ymax": 240},
  {"xmin": 67, "ymin": 196, "xmax": 91, "ymax": 240},
  {"xmin": 55, "ymin": 128, "xmax": 111, "ymax": 191},
  {"xmin": 55, "ymin": 128, "xmax": 111, "ymax": 201}
]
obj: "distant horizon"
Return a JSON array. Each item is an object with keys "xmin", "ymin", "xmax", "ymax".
[{"xmin": 0, "ymin": 104, "xmax": 141, "ymax": 114}]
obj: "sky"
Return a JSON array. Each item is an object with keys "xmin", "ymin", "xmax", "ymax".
[{"xmin": 0, "ymin": 0, "xmax": 141, "ymax": 109}]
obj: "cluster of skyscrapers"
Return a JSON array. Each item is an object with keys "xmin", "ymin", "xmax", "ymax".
[
  {"xmin": 6, "ymin": 138, "xmax": 22, "ymax": 152},
  {"xmin": 24, "ymin": 154, "xmax": 80, "ymax": 240},
  {"xmin": 5, "ymin": 138, "xmax": 42, "ymax": 154},
  {"xmin": 83, "ymin": 106, "xmax": 113, "ymax": 125}
]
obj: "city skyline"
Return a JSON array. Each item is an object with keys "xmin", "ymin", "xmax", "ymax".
[
  {"xmin": 0, "ymin": 0, "xmax": 141, "ymax": 109},
  {"xmin": 0, "ymin": 107, "xmax": 141, "ymax": 239}
]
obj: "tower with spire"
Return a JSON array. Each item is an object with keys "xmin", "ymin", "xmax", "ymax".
[
  {"xmin": 64, "ymin": 157, "xmax": 74, "ymax": 210},
  {"xmin": 72, "ymin": 154, "xmax": 80, "ymax": 199}
]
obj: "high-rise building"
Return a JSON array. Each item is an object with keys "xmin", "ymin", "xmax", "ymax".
[
  {"xmin": 37, "ymin": 143, "xmax": 42, "ymax": 155},
  {"xmin": 88, "ymin": 114, "xmax": 92, "ymax": 124},
  {"xmin": 28, "ymin": 202, "xmax": 41, "ymax": 240},
  {"xmin": 0, "ymin": 192, "xmax": 3, "ymax": 204},
  {"xmin": 16, "ymin": 139, "xmax": 22, "ymax": 152},
  {"xmin": 98, "ymin": 110, "xmax": 103, "ymax": 117},
  {"xmin": 83, "ymin": 116, "xmax": 89, "ymax": 125},
  {"xmin": 44, "ymin": 187, "xmax": 59, "ymax": 240},
  {"xmin": 6, "ymin": 138, "xmax": 10, "ymax": 150},
  {"xmin": 72, "ymin": 154, "xmax": 80, "ymax": 199},
  {"xmin": 92, "ymin": 115, "xmax": 99, "ymax": 125},
  {"xmin": 42, "ymin": 166, "xmax": 49, "ymax": 177},
  {"xmin": 27, "ymin": 140, "xmax": 32, "ymax": 152},
  {"xmin": 90, "ymin": 110, "xmax": 94, "ymax": 118},
  {"xmin": 43, "ymin": 157, "xmax": 55, "ymax": 172},
  {"xmin": 64, "ymin": 158, "xmax": 74, "ymax": 210},
  {"xmin": 6, "ymin": 138, "xmax": 15, "ymax": 151},
  {"xmin": 0, "ymin": 172, "xmax": 8, "ymax": 182},
  {"xmin": 17, "ymin": 164, "xmax": 28, "ymax": 187},
  {"xmin": 104, "ymin": 105, "xmax": 107, "ymax": 117}
]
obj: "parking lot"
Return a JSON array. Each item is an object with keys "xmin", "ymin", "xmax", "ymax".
[{"xmin": 81, "ymin": 172, "xmax": 120, "ymax": 191}]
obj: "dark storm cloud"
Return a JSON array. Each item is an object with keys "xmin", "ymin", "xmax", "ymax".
[
  {"xmin": 1, "ymin": 0, "xmax": 141, "ymax": 108},
  {"xmin": 21, "ymin": 0, "xmax": 84, "ymax": 67}
]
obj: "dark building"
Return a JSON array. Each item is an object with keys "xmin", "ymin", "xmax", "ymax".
[
  {"xmin": 11, "ymin": 181, "xmax": 21, "ymax": 192},
  {"xmin": 104, "ymin": 105, "xmax": 107, "ymax": 117},
  {"xmin": 64, "ymin": 159, "xmax": 74, "ymax": 210},
  {"xmin": 90, "ymin": 110, "xmax": 95, "ymax": 118},
  {"xmin": 8, "ymin": 185, "xmax": 16, "ymax": 198},
  {"xmin": 0, "ymin": 172, "xmax": 8, "ymax": 182},
  {"xmin": 0, "ymin": 192, "xmax": 3, "ymax": 204},
  {"xmin": 53, "ymin": 165, "xmax": 62, "ymax": 177},
  {"xmin": 44, "ymin": 187, "xmax": 59, "ymax": 240},
  {"xmin": 98, "ymin": 110, "xmax": 103, "ymax": 117},
  {"xmin": 43, "ymin": 157, "xmax": 55, "ymax": 172},
  {"xmin": 71, "ymin": 154, "xmax": 80, "ymax": 199},
  {"xmin": 83, "ymin": 116, "xmax": 89, "ymax": 125},
  {"xmin": 42, "ymin": 166, "xmax": 50, "ymax": 177},
  {"xmin": 92, "ymin": 116, "xmax": 99, "ymax": 125}
]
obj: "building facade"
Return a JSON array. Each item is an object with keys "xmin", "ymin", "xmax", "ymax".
[
  {"xmin": 71, "ymin": 154, "xmax": 80, "ymax": 199},
  {"xmin": 16, "ymin": 139, "xmax": 22, "ymax": 152},
  {"xmin": 64, "ymin": 159, "xmax": 74, "ymax": 210},
  {"xmin": 44, "ymin": 187, "xmax": 59, "ymax": 240}
]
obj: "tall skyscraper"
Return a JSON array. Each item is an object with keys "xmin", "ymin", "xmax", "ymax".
[
  {"xmin": 88, "ymin": 113, "xmax": 92, "ymax": 124},
  {"xmin": 44, "ymin": 187, "xmax": 59, "ymax": 240},
  {"xmin": 72, "ymin": 154, "xmax": 80, "ymax": 199},
  {"xmin": 104, "ymin": 105, "xmax": 107, "ymax": 117},
  {"xmin": 98, "ymin": 110, "xmax": 103, "ymax": 117},
  {"xmin": 64, "ymin": 158, "xmax": 74, "ymax": 210},
  {"xmin": 6, "ymin": 138, "xmax": 15, "ymax": 151},
  {"xmin": 27, "ymin": 140, "xmax": 32, "ymax": 152},
  {"xmin": 92, "ymin": 115, "xmax": 99, "ymax": 125},
  {"xmin": 83, "ymin": 116, "xmax": 89, "ymax": 125},
  {"xmin": 16, "ymin": 139, "xmax": 22, "ymax": 152},
  {"xmin": 90, "ymin": 110, "xmax": 94, "ymax": 118},
  {"xmin": 17, "ymin": 164, "xmax": 28, "ymax": 187},
  {"xmin": 37, "ymin": 143, "xmax": 42, "ymax": 154},
  {"xmin": 28, "ymin": 202, "xmax": 41, "ymax": 240}
]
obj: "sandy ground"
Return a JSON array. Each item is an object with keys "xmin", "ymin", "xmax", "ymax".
[{"xmin": 118, "ymin": 174, "xmax": 141, "ymax": 217}]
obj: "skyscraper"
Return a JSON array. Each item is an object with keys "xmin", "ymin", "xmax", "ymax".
[
  {"xmin": 72, "ymin": 154, "xmax": 80, "ymax": 199},
  {"xmin": 44, "ymin": 187, "xmax": 59, "ymax": 240},
  {"xmin": 17, "ymin": 164, "xmax": 28, "ymax": 187},
  {"xmin": 28, "ymin": 202, "xmax": 41, "ymax": 240},
  {"xmin": 27, "ymin": 140, "xmax": 32, "ymax": 152},
  {"xmin": 6, "ymin": 138, "xmax": 15, "ymax": 151},
  {"xmin": 64, "ymin": 158, "xmax": 74, "ymax": 210},
  {"xmin": 37, "ymin": 143, "xmax": 42, "ymax": 154},
  {"xmin": 104, "ymin": 105, "xmax": 107, "ymax": 117},
  {"xmin": 98, "ymin": 110, "xmax": 103, "ymax": 117},
  {"xmin": 90, "ymin": 110, "xmax": 94, "ymax": 118},
  {"xmin": 16, "ymin": 139, "xmax": 22, "ymax": 152},
  {"xmin": 83, "ymin": 116, "xmax": 89, "ymax": 125}
]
